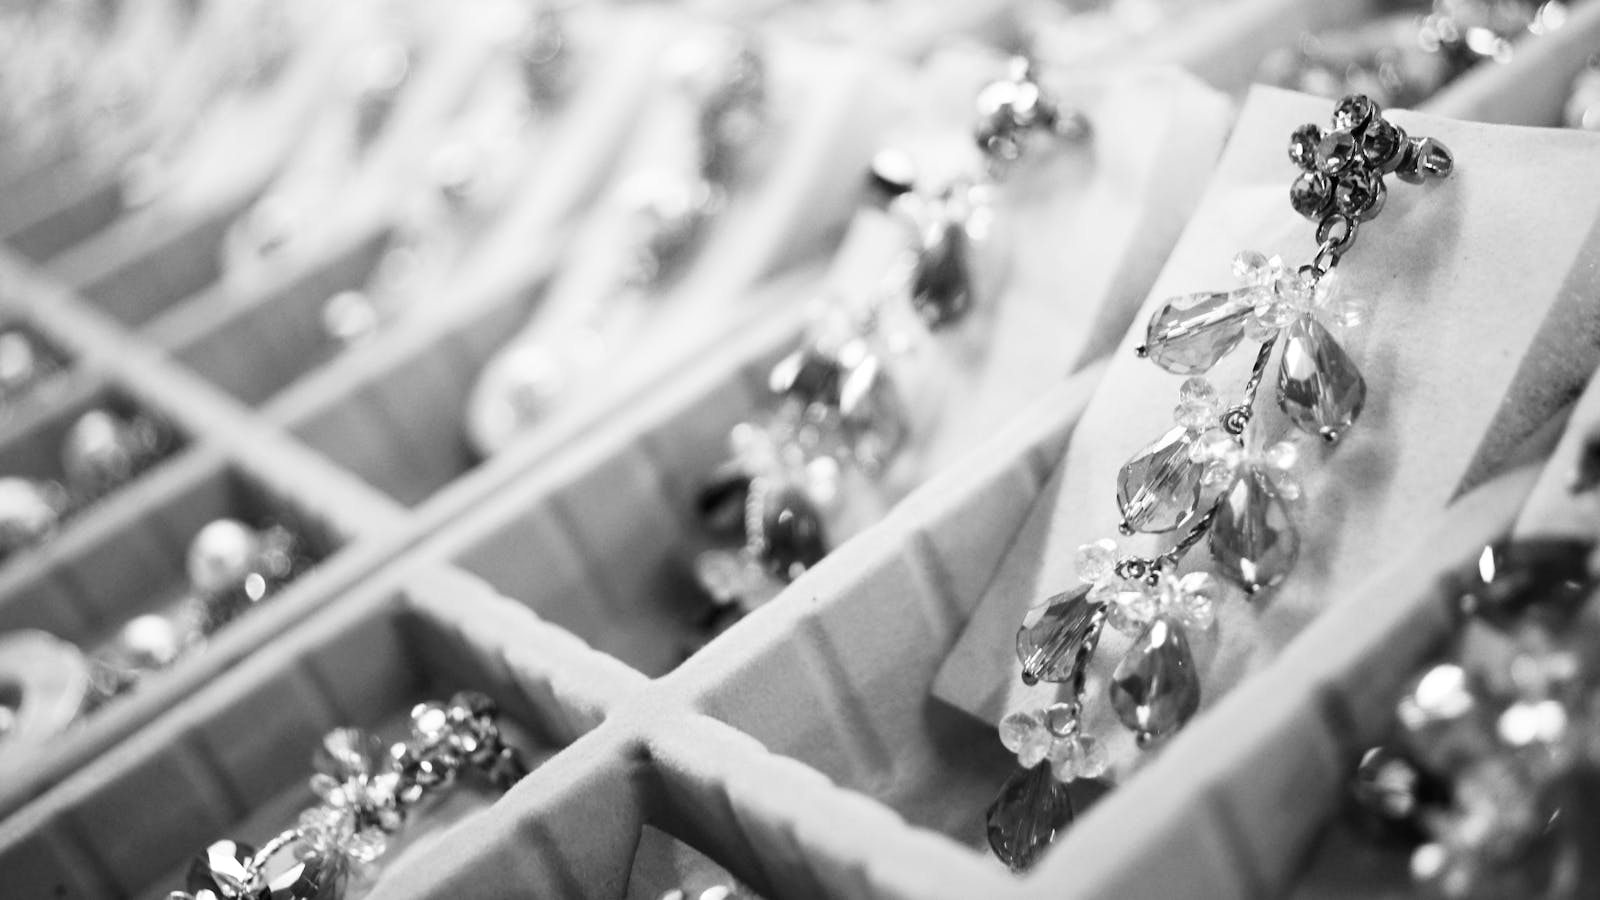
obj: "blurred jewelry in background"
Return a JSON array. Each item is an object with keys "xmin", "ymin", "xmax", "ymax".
[
  {"xmin": 1260, "ymin": 0, "xmax": 1570, "ymax": 108},
  {"xmin": 0, "ymin": 325, "xmax": 68, "ymax": 415},
  {"xmin": 686, "ymin": 56, "xmax": 1090, "ymax": 643},
  {"xmin": 1565, "ymin": 54, "xmax": 1600, "ymax": 130},
  {"xmin": 464, "ymin": 26, "xmax": 772, "ymax": 458}
]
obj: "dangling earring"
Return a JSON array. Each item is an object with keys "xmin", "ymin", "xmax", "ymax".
[{"xmin": 984, "ymin": 93, "xmax": 1454, "ymax": 872}]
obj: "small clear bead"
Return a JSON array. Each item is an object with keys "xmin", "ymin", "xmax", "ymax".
[
  {"xmin": 1263, "ymin": 440, "xmax": 1299, "ymax": 472},
  {"xmin": 1074, "ymin": 539, "xmax": 1119, "ymax": 584},
  {"xmin": 1202, "ymin": 459, "xmax": 1239, "ymax": 489},
  {"xmin": 999, "ymin": 711, "xmax": 1041, "ymax": 753},
  {"xmin": 1188, "ymin": 427, "xmax": 1239, "ymax": 465},
  {"xmin": 1073, "ymin": 735, "xmax": 1109, "ymax": 779},
  {"xmin": 1273, "ymin": 271, "xmax": 1317, "ymax": 311},
  {"xmin": 1173, "ymin": 400, "xmax": 1217, "ymax": 431},
  {"xmin": 1048, "ymin": 737, "xmax": 1082, "ymax": 782},
  {"xmin": 343, "ymin": 828, "xmax": 388, "ymax": 864},
  {"xmin": 1105, "ymin": 585, "xmax": 1157, "ymax": 636},
  {"xmin": 1323, "ymin": 295, "xmax": 1372, "ymax": 329},
  {"xmin": 1043, "ymin": 702, "xmax": 1080, "ymax": 737},
  {"xmin": 1169, "ymin": 572, "xmax": 1222, "ymax": 630},
  {"xmin": 1017, "ymin": 726, "xmax": 1053, "ymax": 768},
  {"xmin": 1179, "ymin": 377, "xmax": 1219, "ymax": 407},
  {"xmin": 1230, "ymin": 250, "xmax": 1280, "ymax": 287},
  {"xmin": 1252, "ymin": 293, "xmax": 1296, "ymax": 332}
]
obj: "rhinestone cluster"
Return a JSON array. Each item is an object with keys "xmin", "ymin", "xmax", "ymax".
[{"xmin": 168, "ymin": 692, "xmax": 527, "ymax": 900}]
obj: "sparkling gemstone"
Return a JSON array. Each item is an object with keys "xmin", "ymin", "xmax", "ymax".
[
  {"xmin": 187, "ymin": 839, "xmax": 255, "ymax": 898},
  {"xmin": 1173, "ymin": 399, "xmax": 1217, "ymax": 431},
  {"xmin": 999, "ymin": 711, "xmax": 1042, "ymax": 753},
  {"xmin": 1042, "ymin": 702, "xmax": 1079, "ymax": 737},
  {"xmin": 1316, "ymin": 131, "xmax": 1360, "ymax": 174},
  {"xmin": 1449, "ymin": 539, "xmax": 1594, "ymax": 629},
  {"xmin": 1108, "ymin": 617, "xmax": 1200, "ymax": 740},
  {"xmin": 1141, "ymin": 289, "xmax": 1254, "ymax": 375},
  {"xmin": 1397, "ymin": 664, "xmax": 1497, "ymax": 774},
  {"xmin": 1073, "ymin": 539, "xmax": 1119, "ymax": 584},
  {"xmin": 986, "ymin": 763, "xmax": 1074, "ymax": 872},
  {"xmin": 1209, "ymin": 467, "xmax": 1299, "ymax": 594},
  {"xmin": 769, "ymin": 346, "xmax": 844, "ymax": 409},
  {"xmin": 759, "ymin": 485, "xmax": 827, "ymax": 579},
  {"xmin": 1116, "ymin": 427, "xmax": 1204, "ymax": 534},
  {"xmin": 1015, "ymin": 586, "xmax": 1104, "ymax": 686},
  {"xmin": 1251, "ymin": 291, "xmax": 1296, "ymax": 332},
  {"xmin": 1288, "ymin": 123, "xmax": 1322, "ymax": 170},
  {"xmin": 909, "ymin": 217, "xmax": 974, "ymax": 329},
  {"xmin": 1334, "ymin": 169, "xmax": 1385, "ymax": 219},
  {"xmin": 1277, "ymin": 313, "xmax": 1366, "ymax": 443},
  {"xmin": 1290, "ymin": 171, "xmax": 1334, "ymax": 219},
  {"xmin": 1360, "ymin": 116, "xmax": 1405, "ymax": 169},
  {"xmin": 1101, "ymin": 582, "xmax": 1158, "ymax": 637},
  {"xmin": 1332, "ymin": 94, "xmax": 1376, "ymax": 132},
  {"xmin": 1017, "ymin": 726, "xmax": 1053, "ymax": 769}
]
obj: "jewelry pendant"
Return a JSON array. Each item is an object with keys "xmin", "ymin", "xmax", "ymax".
[{"xmin": 986, "ymin": 93, "xmax": 1454, "ymax": 870}]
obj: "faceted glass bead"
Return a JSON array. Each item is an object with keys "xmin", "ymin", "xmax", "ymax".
[
  {"xmin": 257, "ymin": 836, "xmax": 345, "ymax": 900},
  {"xmin": 759, "ymin": 486, "xmax": 827, "ymax": 579},
  {"xmin": 1102, "ymin": 582, "xmax": 1158, "ymax": 637},
  {"xmin": 187, "ymin": 839, "xmax": 256, "ymax": 898},
  {"xmin": 1316, "ymin": 130, "xmax": 1360, "ymax": 175},
  {"xmin": 1141, "ymin": 289, "xmax": 1254, "ymax": 375},
  {"xmin": 1179, "ymin": 376, "xmax": 1219, "ymax": 406},
  {"xmin": 1117, "ymin": 427, "xmax": 1204, "ymax": 534},
  {"xmin": 1288, "ymin": 123, "xmax": 1322, "ymax": 170},
  {"xmin": 1173, "ymin": 399, "xmax": 1217, "ymax": 431},
  {"xmin": 1073, "ymin": 539, "xmax": 1118, "ymax": 584},
  {"xmin": 1166, "ymin": 572, "xmax": 1222, "ymax": 630},
  {"xmin": 1231, "ymin": 250, "xmax": 1279, "ymax": 286},
  {"xmin": 1015, "ymin": 586, "xmax": 1103, "ymax": 687},
  {"xmin": 909, "ymin": 217, "xmax": 974, "ymax": 329},
  {"xmin": 1017, "ymin": 726, "xmax": 1053, "ymax": 769},
  {"xmin": 1333, "ymin": 94, "xmax": 1375, "ymax": 132},
  {"xmin": 1209, "ymin": 467, "xmax": 1299, "ymax": 594},
  {"xmin": 1278, "ymin": 313, "xmax": 1366, "ymax": 443},
  {"xmin": 999, "ymin": 711, "xmax": 1042, "ymax": 753},
  {"xmin": 1290, "ymin": 171, "xmax": 1334, "ymax": 219},
  {"xmin": 1108, "ymin": 617, "xmax": 1200, "ymax": 739},
  {"xmin": 986, "ymin": 763, "xmax": 1074, "ymax": 872}
]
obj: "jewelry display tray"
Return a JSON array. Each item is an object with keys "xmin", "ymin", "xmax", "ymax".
[{"xmin": 3, "ymin": 1, "xmax": 1600, "ymax": 898}]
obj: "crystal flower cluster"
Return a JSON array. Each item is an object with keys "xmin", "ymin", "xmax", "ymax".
[
  {"xmin": 688, "ymin": 58, "xmax": 1085, "ymax": 635},
  {"xmin": 986, "ymin": 94, "xmax": 1453, "ymax": 872},
  {"xmin": 168, "ymin": 691, "xmax": 527, "ymax": 900},
  {"xmin": 1352, "ymin": 539, "xmax": 1599, "ymax": 900}
]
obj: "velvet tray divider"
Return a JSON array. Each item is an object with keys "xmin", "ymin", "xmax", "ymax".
[
  {"xmin": 1420, "ymin": 0, "xmax": 1600, "ymax": 128},
  {"xmin": 0, "ymin": 251, "xmax": 410, "ymax": 817},
  {"xmin": 0, "ymin": 559, "xmax": 644, "ymax": 898}
]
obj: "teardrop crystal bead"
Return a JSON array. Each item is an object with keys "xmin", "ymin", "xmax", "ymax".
[
  {"xmin": 1209, "ymin": 467, "xmax": 1299, "ymax": 594},
  {"xmin": 1277, "ymin": 313, "xmax": 1366, "ymax": 442},
  {"xmin": 257, "ymin": 835, "xmax": 346, "ymax": 900},
  {"xmin": 1116, "ymin": 427, "xmax": 1204, "ymax": 534},
  {"xmin": 910, "ymin": 217, "xmax": 974, "ymax": 329},
  {"xmin": 1140, "ymin": 288, "xmax": 1255, "ymax": 375},
  {"xmin": 1108, "ymin": 617, "xmax": 1200, "ymax": 740},
  {"xmin": 985, "ymin": 763, "xmax": 1075, "ymax": 872},
  {"xmin": 1016, "ymin": 587, "xmax": 1105, "ymax": 687}
]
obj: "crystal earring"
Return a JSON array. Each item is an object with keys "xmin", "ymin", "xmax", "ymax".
[
  {"xmin": 985, "ymin": 94, "xmax": 1454, "ymax": 872},
  {"xmin": 687, "ymin": 57, "xmax": 1089, "ymax": 643},
  {"xmin": 1349, "ymin": 538, "xmax": 1597, "ymax": 899},
  {"xmin": 166, "ymin": 693, "xmax": 528, "ymax": 900}
]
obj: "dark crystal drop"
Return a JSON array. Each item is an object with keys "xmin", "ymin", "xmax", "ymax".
[
  {"xmin": 258, "ymin": 839, "xmax": 344, "ymax": 900},
  {"xmin": 910, "ymin": 218, "xmax": 974, "ymax": 329},
  {"xmin": 1449, "ymin": 538, "xmax": 1595, "ymax": 630},
  {"xmin": 1108, "ymin": 617, "xmax": 1200, "ymax": 739},
  {"xmin": 187, "ymin": 839, "xmax": 256, "ymax": 898},
  {"xmin": 1015, "ymin": 587, "xmax": 1104, "ymax": 687},
  {"xmin": 759, "ymin": 486, "xmax": 827, "ymax": 579},
  {"xmin": 1348, "ymin": 744, "xmax": 1450, "ymax": 845},
  {"xmin": 986, "ymin": 763, "xmax": 1074, "ymax": 872},
  {"xmin": 1209, "ymin": 467, "xmax": 1299, "ymax": 595},
  {"xmin": 1277, "ymin": 313, "xmax": 1365, "ymax": 442},
  {"xmin": 769, "ymin": 346, "xmax": 844, "ymax": 409},
  {"xmin": 695, "ymin": 464, "xmax": 753, "ymax": 540}
]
